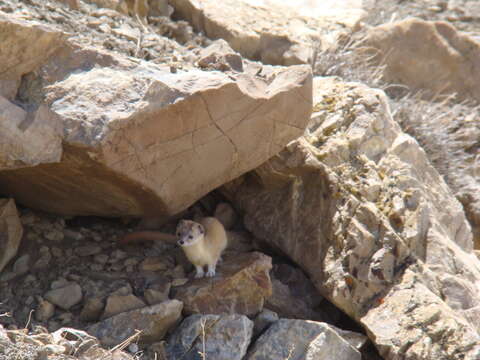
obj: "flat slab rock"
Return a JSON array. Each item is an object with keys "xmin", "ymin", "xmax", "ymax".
[
  {"xmin": 172, "ymin": 252, "xmax": 272, "ymax": 316},
  {"xmin": 166, "ymin": 314, "xmax": 253, "ymax": 360},
  {"xmin": 247, "ymin": 319, "xmax": 361, "ymax": 360},
  {"xmin": 87, "ymin": 299, "xmax": 183, "ymax": 346},
  {"xmin": 0, "ymin": 14, "xmax": 312, "ymax": 217}
]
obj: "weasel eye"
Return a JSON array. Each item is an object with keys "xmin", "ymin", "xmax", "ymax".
[{"xmin": 189, "ymin": 235, "xmax": 193, "ymax": 239}]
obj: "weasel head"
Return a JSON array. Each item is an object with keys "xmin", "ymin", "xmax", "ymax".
[{"xmin": 176, "ymin": 220, "xmax": 205, "ymax": 247}]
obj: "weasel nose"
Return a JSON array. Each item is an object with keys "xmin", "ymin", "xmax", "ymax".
[{"xmin": 178, "ymin": 240, "xmax": 184, "ymax": 246}]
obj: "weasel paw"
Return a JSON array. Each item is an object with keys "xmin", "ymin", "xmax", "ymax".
[{"xmin": 205, "ymin": 269, "xmax": 215, "ymax": 277}]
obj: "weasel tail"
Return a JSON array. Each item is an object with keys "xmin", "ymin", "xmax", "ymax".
[{"xmin": 119, "ymin": 231, "xmax": 177, "ymax": 244}]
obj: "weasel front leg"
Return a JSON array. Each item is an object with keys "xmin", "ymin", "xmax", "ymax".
[
  {"xmin": 206, "ymin": 262, "xmax": 217, "ymax": 277},
  {"xmin": 194, "ymin": 265, "xmax": 205, "ymax": 278}
]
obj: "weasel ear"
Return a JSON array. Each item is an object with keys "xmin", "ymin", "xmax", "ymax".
[{"xmin": 198, "ymin": 224, "xmax": 205, "ymax": 234}]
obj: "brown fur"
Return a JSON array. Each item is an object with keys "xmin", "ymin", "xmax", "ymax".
[{"xmin": 119, "ymin": 230, "xmax": 176, "ymax": 245}]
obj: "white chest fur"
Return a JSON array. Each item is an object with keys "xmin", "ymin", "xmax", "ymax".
[{"xmin": 182, "ymin": 239, "xmax": 212, "ymax": 266}]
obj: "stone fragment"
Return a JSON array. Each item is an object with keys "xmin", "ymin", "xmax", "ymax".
[
  {"xmin": 198, "ymin": 40, "xmax": 243, "ymax": 72},
  {"xmin": 144, "ymin": 287, "xmax": 170, "ymax": 305},
  {"xmin": 169, "ymin": 265, "xmax": 186, "ymax": 279},
  {"xmin": 173, "ymin": 252, "xmax": 272, "ymax": 316},
  {"xmin": 0, "ymin": 15, "xmax": 66, "ymax": 100},
  {"xmin": 247, "ymin": 319, "xmax": 360, "ymax": 360},
  {"xmin": 329, "ymin": 325, "xmax": 368, "ymax": 351},
  {"xmin": 0, "ymin": 95, "xmax": 62, "ymax": 170},
  {"xmin": 80, "ymin": 298, "xmax": 104, "ymax": 322},
  {"xmin": 171, "ymin": 278, "xmax": 189, "ymax": 287},
  {"xmin": 139, "ymin": 257, "xmax": 168, "ymax": 272},
  {"xmin": 33, "ymin": 247, "xmax": 52, "ymax": 269},
  {"xmin": 51, "ymin": 278, "xmax": 69, "ymax": 290},
  {"xmin": 75, "ymin": 244, "xmax": 102, "ymax": 257},
  {"xmin": 38, "ymin": 344, "xmax": 66, "ymax": 357},
  {"xmin": 149, "ymin": 341, "xmax": 168, "ymax": 359},
  {"xmin": 102, "ymin": 294, "xmax": 146, "ymax": 319},
  {"xmin": 88, "ymin": 300, "xmax": 183, "ymax": 346},
  {"xmin": 44, "ymin": 230, "xmax": 64, "ymax": 242},
  {"xmin": 94, "ymin": 254, "xmax": 109, "ymax": 264},
  {"xmin": 253, "ymin": 309, "xmax": 278, "ymax": 337},
  {"xmin": 0, "ymin": 199, "xmax": 23, "ymax": 273},
  {"xmin": 58, "ymin": 0, "xmax": 79, "ymax": 10},
  {"xmin": 12, "ymin": 254, "xmax": 30, "ymax": 276},
  {"xmin": 148, "ymin": 0, "xmax": 172, "ymax": 17},
  {"xmin": 63, "ymin": 229, "xmax": 83, "ymax": 241},
  {"xmin": 126, "ymin": 343, "xmax": 137, "ymax": 354},
  {"xmin": 166, "ymin": 314, "xmax": 253, "ymax": 360},
  {"xmin": 36, "ymin": 299, "xmax": 55, "ymax": 322},
  {"xmin": 44, "ymin": 282, "xmax": 82, "ymax": 310}
]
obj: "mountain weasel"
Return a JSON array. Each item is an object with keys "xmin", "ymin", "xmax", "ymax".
[{"xmin": 120, "ymin": 217, "xmax": 228, "ymax": 278}]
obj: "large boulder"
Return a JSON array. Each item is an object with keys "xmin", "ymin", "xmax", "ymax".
[
  {"xmin": 364, "ymin": 18, "xmax": 480, "ymax": 102},
  {"xmin": 226, "ymin": 77, "xmax": 480, "ymax": 359},
  {"xmin": 0, "ymin": 15, "xmax": 312, "ymax": 217},
  {"xmin": 170, "ymin": 0, "xmax": 365, "ymax": 65},
  {"xmin": 172, "ymin": 252, "xmax": 272, "ymax": 316},
  {"xmin": 166, "ymin": 314, "xmax": 253, "ymax": 360}
]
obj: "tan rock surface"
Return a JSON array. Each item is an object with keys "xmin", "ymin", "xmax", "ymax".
[
  {"xmin": 247, "ymin": 319, "xmax": 361, "ymax": 360},
  {"xmin": 226, "ymin": 77, "xmax": 480, "ymax": 359},
  {"xmin": 0, "ymin": 14, "xmax": 66, "ymax": 100},
  {"xmin": 170, "ymin": 0, "xmax": 365, "ymax": 65},
  {"xmin": 166, "ymin": 314, "xmax": 253, "ymax": 360},
  {"xmin": 101, "ymin": 294, "xmax": 146, "ymax": 319},
  {"xmin": 0, "ymin": 199, "xmax": 23, "ymax": 273},
  {"xmin": 0, "ymin": 15, "xmax": 312, "ymax": 217},
  {"xmin": 87, "ymin": 299, "xmax": 183, "ymax": 346},
  {"xmin": 393, "ymin": 98, "xmax": 480, "ymax": 249},
  {"xmin": 172, "ymin": 252, "xmax": 272, "ymax": 316},
  {"xmin": 364, "ymin": 18, "xmax": 480, "ymax": 102},
  {"xmin": 44, "ymin": 282, "xmax": 83, "ymax": 310},
  {"xmin": 85, "ymin": 0, "xmax": 171, "ymax": 18}
]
